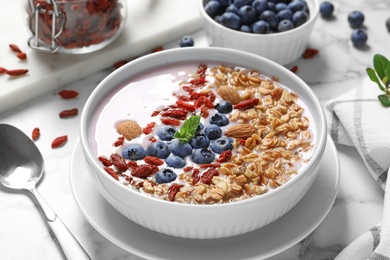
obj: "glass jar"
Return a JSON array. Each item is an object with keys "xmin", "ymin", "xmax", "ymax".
[{"xmin": 26, "ymin": 0, "xmax": 127, "ymax": 54}]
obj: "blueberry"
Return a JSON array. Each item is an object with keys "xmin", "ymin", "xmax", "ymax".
[
  {"xmin": 205, "ymin": 0, "xmax": 224, "ymax": 17},
  {"xmin": 252, "ymin": 0, "xmax": 268, "ymax": 15},
  {"xmin": 220, "ymin": 12, "xmax": 242, "ymax": 30},
  {"xmin": 275, "ymin": 3, "xmax": 287, "ymax": 13},
  {"xmin": 267, "ymin": 2, "xmax": 276, "ymax": 12},
  {"xmin": 351, "ymin": 29, "xmax": 367, "ymax": 47},
  {"xmin": 204, "ymin": 124, "xmax": 222, "ymax": 140},
  {"xmin": 122, "ymin": 144, "xmax": 146, "ymax": 161},
  {"xmin": 348, "ymin": 11, "xmax": 364, "ymax": 29},
  {"xmin": 210, "ymin": 113, "xmax": 229, "ymax": 126},
  {"xmin": 386, "ymin": 17, "xmax": 390, "ymax": 32},
  {"xmin": 170, "ymin": 139, "xmax": 193, "ymax": 158},
  {"xmin": 215, "ymin": 100, "xmax": 233, "ymax": 114},
  {"xmin": 319, "ymin": 1, "xmax": 334, "ymax": 18},
  {"xmin": 165, "ymin": 155, "xmax": 186, "ymax": 168},
  {"xmin": 278, "ymin": 19, "xmax": 294, "ymax": 32},
  {"xmin": 287, "ymin": 1, "xmax": 305, "ymax": 13},
  {"xmin": 240, "ymin": 24, "xmax": 252, "ymax": 32},
  {"xmin": 146, "ymin": 141, "xmax": 171, "ymax": 159},
  {"xmin": 189, "ymin": 133, "xmax": 210, "ymax": 149},
  {"xmin": 233, "ymin": 0, "xmax": 253, "ymax": 9},
  {"xmin": 211, "ymin": 137, "xmax": 233, "ymax": 154},
  {"xmin": 179, "ymin": 36, "xmax": 194, "ymax": 47},
  {"xmin": 292, "ymin": 10, "xmax": 309, "ymax": 27},
  {"xmin": 157, "ymin": 126, "xmax": 176, "ymax": 141},
  {"xmin": 238, "ymin": 5, "xmax": 258, "ymax": 25},
  {"xmin": 155, "ymin": 168, "xmax": 177, "ymax": 184},
  {"xmin": 251, "ymin": 20, "xmax": 270, "ymax": 34},
  {"xmin": 225, "ymin": 4, "xmax": 239, "ymax": 14},
  {"xmin": 191, "ymin": 148, "xmax": 216, "ymax": 164},
  {"xmin": 260, "ymin": 10, "xmax": 279, "ymax": 30},
  {"xmin": 216, "ymin": 0, "xmax": 231, "ymax": 7},
  {"xmin": 276, "ymin": 9, "xmax": 293, "ymax": 21}
]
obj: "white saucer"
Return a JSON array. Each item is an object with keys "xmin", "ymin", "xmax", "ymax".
[{"xmin": 70, "ymin": 136, "xmax": 339, "ymax": 260}]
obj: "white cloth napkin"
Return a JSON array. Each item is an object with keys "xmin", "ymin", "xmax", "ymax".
[{"xmin": 325, "ymin": 77, "xmax": 390, "ymax": 260}]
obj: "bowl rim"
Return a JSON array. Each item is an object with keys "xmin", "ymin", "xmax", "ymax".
[
  {"xmin": 198, "ymin": 0, "xmax": 320, "ymax": 38},
  {"xmin": 79, "ymin": 47, "xmax": 327, "ymax": 209}
]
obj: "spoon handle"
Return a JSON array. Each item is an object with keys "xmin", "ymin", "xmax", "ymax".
[{"xmin": 29, "ymin": 187, "xmax": 91, "ymax": 260}]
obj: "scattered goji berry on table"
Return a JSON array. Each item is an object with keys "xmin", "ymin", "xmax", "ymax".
[
  {"xmin": 59, "ymin": 108, "xmax": 78, "ymax": 118},
  {"xmin": 291, "ymin": 65, "xmax": 298, "ymax": 73},
  {"xmin": 51, "ymin": 135, "xmax": 68, "ymax": 148},
  {"xmin": 0, "ymin": 67, "xmax": 6, "ymax": 74},
  {"xmin": 113, "ymin": 60, "xmax": 128, "ymax": 69},
  {"xmin": 58, "ymin": 90, "xmax": 79, "ymax": 99},
  {"xmin": 151, "ymin": 46, "xmax": 163, "ymax": 53},
  {"xmin": 5, "ymin": 69, "xmax": 29, "ymax": 77},
  {"xmin": 31, "ymin": 127, "xmax": 40, "ymax": 141},
  {"xmin": 9, "ymin": 44, "xmax": 22, "ymax": 53},
  {"xmin": 17, "ymin": 52, "xmax": 27, "ymax": 60},
  {"xmin": 302, "ymin": 48, "xmax": 319, "ymax": 59}
]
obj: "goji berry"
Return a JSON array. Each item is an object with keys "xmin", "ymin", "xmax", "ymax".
[
  {"xmin": 110, "ymin": 153, "xmax": 128, "ymax": 172},
  {"xmin": 176, "ymin": 100, "xmax": 196, "ymax": 112},
  {"xmin": 151, "ymin": 46, "xmax": 164, "ymax": 52},
  {"xmin": 31, "ymin": 127, "xmax": 40, "ymax": 141},
  {"xmin": 51, "ymin": 135, "xmax": 68, "ymax": 148},
  {"xmin": 161, "ymin": 117, "xmax": 181, "ymax": 126},
  {"xmin": 17, "ymin": 52, "xmax": 27, "ymax": 60},
  {"xmin": 200, "ymin": 168, "xmax": 219, "ymax": 184},
  {"xmin": 143, "ymin": 122, "xmax": 156, "ymax": 135},
  {"xmin": 58, "ymin": 90, "xmax": 79, "ymax": 99},
  {"xmin": 198, "ymin": 64, "xmax": 207, "ymax": 78},
  {"xmin": 233, "ymin": 98, "xmax": 259, "ymax": 110},
  {"xmin": 168, "ymin": 183, "xmax": 182, "ymax": 202},
  {"xmin": 104, "ymin": 167, "xmax": 119, "ymax": 180},
  {"xmin": 59, "ymin": 108, "xmax": 78, "ymax": 118},
  {"xmin": 98, "ymin": 156, "xmax": 113, "ymax": 167},
  {"xmin": 5, "ymin": 69, "xmax": 28, "ymax": 76},
  {"xmin": 216, "ymin": 150, "xmax": 232, "ymax": 163},
  {"xmin": 199, "ymin": 163, "xmax": 221, "ymax": 168},
  {"xmin": 0, "ymin": 67, "xmax": 6, "ymax": 74},
  {"xmin": 191, "ymin": 168, "xmax": 200, "ymax": 184},
  {"xmin": 200, "ymin": 105, "xmax": 209, "ymax": 118},
  {"xmin": 302, "ymin": 48, "xmax": 319, "ymax": 59},
  {"xmin": 290, "ymin": 65, "xmax": 298, "ymax": 73},
  {"xmin": 182, "ymin": 85, "xmax": 194, "ymax": 95},
  {"xmin": 131, "ymin": 164, "xmax": 159, "ymax": 178},
  {"xmin": 113, "ymin": 136, "xmax": 124, "ymax": 147},
  {"xmin": 143, "ymin": 156, "xmax": 164, "ymax": 166},
  {"xmin": 113, "ymin": 60, "xmax": 128, "ymax": 69},
  {"xmin": 127, "ymin": 160, "xmax": 138, "ymax": 169},
  {"xmin": 149, "ymin": 136, "xmax": 157, "ymax": 142},
  {"xmin": 190, "ymin": 78, "xmax": 207, "ymax": 86},
  {"xmin": 9, "ymin": 44, "xmax": 22, "ymax": 53},
  {"xmin": 160, "ymin": 109, "xmax": 187, "ymax": 120}
]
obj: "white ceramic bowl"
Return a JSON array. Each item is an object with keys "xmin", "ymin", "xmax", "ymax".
[
  {"xmin": 79, "ymin": 47, "xmax": 327, "ymax": 239},
  {"xmin": 199, "ymin": 0, "xmax": 320, "ymax": 65}
]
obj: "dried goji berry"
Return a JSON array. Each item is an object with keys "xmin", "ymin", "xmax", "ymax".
[
  {"xmin": 176, "ymin": 100, "xmax": 196, "ymax": 112},
  {"xmin": 182, "ymin": 85, "xmax": 194, "ymax": 95},
  {"xmin": 113, "ymin": 136, "xmax": 124, "ymax": 147},
  {"xmin": 17, "ymin": 52, "xmax": 27, "ymax": 60},
  {"xmin": 200, "ymin": 105, "xmax": 209, "ymax": 118},
  {"xmin": 5, "ymin": 69, "xmax": 28, "ymax": 76},
  {"xmin": 58, "ymin": 90, "xmax": 79, "ymax": 99},
  {"xmin": 191, "ymin": 168, "xmax": 200, "ymax": 184},
  {"xmin": 104, "ymin": 167, "xmax": 119, "ymax": 180},
  {"xmin": 302, "ymin": 48, "xmax": 319, "ymax": 59},
  {"xmin": 59, "ymin": 108, "xmax": 78, "ymax": 118},
  {"xmin": 143, "ymin": 122, "xmax": 156, "ymax": 135},
  {"xmin": 200, "ymin": 168, "xmax": 219, "ymax": 184},
  {"xmin": 0, "ymin": 67, "xmax": 6, "ymax": 74},
  {"xmin": 143, "ymin": 156, "xmax": 164, "ymax": 166},
  {"xmin": 233, "ymin": 98, "xmax": 259, "ymax": 110},
  {"xmin": 216, "ymin": 150, "xmax": 232, "ymax": 163},
  {"xmin": 151, "ymin": 46, "xmax": 163, "ymax": 52},
  {"xmin": 98, "ymin": 156, "xmax": 113, "ymax": 167},
  {"xmin": 31, "ymin": 127, "xmax": 40, "ymax": 141},
  {"xmin": 51, "ymin": 135, "xmax": 67, "ymax": 148},
  {"xmin": 149, "ymin": 136, "xmax": 157, "ymax": 142},
  {"xmin": 131, "ymin": 164, "xmax": 159, "ymax": 178},
  {"xmin": 168, "ymin": 183, "xmax": 182, "ymax": 202},
  {"xmin": 290, "ymin": 65, "xmax": 298, "ymax": 73},
  {"xmin": 110, "ymin": 153, "xmax": 128, "ymax": 172},
  {"xmin": 199, "ymin": 163, "xmax": 221, "ymax": 168},
  {"xmin": 198, "ymin": 64, "xmax": 207, "ymax": 78},
  {"xmin": 9, "ymin": 44, "xmax": 22, "ymax": 53},
  {"xmin": 113, "ymin": 60, "xmax": 128, "ymax": 69},
  {"xmin": 127, "ymin": 160, "xmax": 138, "ymax": 169},
  {"xmin": 160, "ymin": 117, "xmax": 181, "ymax": 126},
  {"xmin": 160, "ymin": 109, "xmax": 187, "ymax": 120},
  {"xmin": 190, "ymin": 78, "xmax": 207, "ymax": 86}
]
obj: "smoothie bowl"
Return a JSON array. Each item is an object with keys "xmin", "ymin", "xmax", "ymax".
[{"xmin": 79, "ymin": 47, "xmax": 327, "ymax": 239}]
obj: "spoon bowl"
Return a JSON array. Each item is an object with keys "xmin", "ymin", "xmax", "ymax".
[{"xmin": 0, "ymin": 124, "xmax": 90, "ymax": 260}]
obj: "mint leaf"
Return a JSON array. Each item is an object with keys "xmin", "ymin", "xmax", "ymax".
[
  {"xmin": 373, "ymin": 54, "xmax": 390, "ymax": 80},
  {"xmin": 366, "ymin": 67, "xmax": 385, "ymax": 91},
  {"xmin": 174, "ymin": 115, "xmax": 201, "ymax": 142},
  {"xmin": 378, "ymin": 94, "xmax": 390, "ymax": 107}
]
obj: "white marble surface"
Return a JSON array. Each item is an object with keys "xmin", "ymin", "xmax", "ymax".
[{"xmin": 0, "ymin": 0, "xmax": 389, "ymax": 259}]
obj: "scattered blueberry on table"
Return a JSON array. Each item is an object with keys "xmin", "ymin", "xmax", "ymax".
[
  {"xmin": 351, "ymin": 29, "xmax": 368, "ymax": 47},
  {"xmin": 179, "ymin": 36, "xmax": 194, "ymax": 47},
  {"xmin": 319, "ymin": 1, "xmax": 334, "ymax": 18},
  {"xmin": 348, "ymin": 10, "xmax": 365, "ymax": 29}
]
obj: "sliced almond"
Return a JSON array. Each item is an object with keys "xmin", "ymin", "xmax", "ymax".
[
  {"xmin": 225, "ymin": 124, "xmax": 257, "ymax": 139},
  {"xmin": 217, "ymin": 85, "xmax": 241, "ymax": 105},
  {"xmin": 116, "ymin": 120, "xmax": 142, "ymax": 140}
]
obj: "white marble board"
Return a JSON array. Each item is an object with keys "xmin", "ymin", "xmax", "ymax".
[{"xmin": 0, "ymin": 0, "xmax": 202, "ymax": 114}]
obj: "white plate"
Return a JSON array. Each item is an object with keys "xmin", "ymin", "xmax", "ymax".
[{"xmin": 70, "ymin": 136, "xmax": 339, "ymax": 260}]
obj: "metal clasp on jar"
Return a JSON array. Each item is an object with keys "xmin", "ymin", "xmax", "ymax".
[{"xmin": 27, "ymin": 0, "xmax": 65, "ymax": 53}]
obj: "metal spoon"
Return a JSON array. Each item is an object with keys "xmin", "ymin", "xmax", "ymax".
[{"xmin": 0, "ymin": 124, "xmax": 91, "ymax": 260}]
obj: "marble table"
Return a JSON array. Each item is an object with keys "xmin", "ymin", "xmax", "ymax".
[{"xmin": 0, "ymin": 0, "xmax": 389, "ymax": 259}]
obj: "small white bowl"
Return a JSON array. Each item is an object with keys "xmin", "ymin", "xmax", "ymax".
[
  {"xmin": 80, "ymin": 47, "xmax": 327, "ymax": 239},
  {"xmin": 199, "ymin": 0, "xmax": 320, "ymax": 65}
]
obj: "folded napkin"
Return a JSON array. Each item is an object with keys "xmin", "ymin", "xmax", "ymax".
[{"xmin": 325, "ymin": 77, "xmax": 390, "ymax": 260}]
